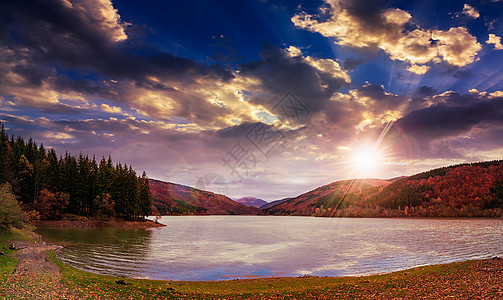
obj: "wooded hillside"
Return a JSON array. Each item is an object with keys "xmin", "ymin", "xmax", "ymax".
[{"xmin": 265, "ymin": 161, "xmax": 503, "ymax": 217}]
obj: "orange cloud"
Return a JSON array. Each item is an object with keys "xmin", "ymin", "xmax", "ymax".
[
  {"xmin": 487, "ymin": 34, "xmax": 503, "ymax": 50},
  {"xmin": 462, "ymin": 4, "xmax": 480, "ymax": 19}
]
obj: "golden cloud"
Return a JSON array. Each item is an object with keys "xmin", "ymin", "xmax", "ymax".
[
  {"xmin": 487, "ymin": 34, "xmax": 503, "ymax": 50},
  {"xmin": 292, "ymin": 0, "xmax": 482, "ymax": 74},
  {"xmin": 431, "ymin": 27, "xmax": 482, "ymax": 66},
  {"xmin": 100, "ymin": 103, "xmax": 124, "ymax": 114},
  {"xmin": 64, "ymin": 0, "xmax": 129, "ymax": 42},
  {"xmin": 462, "ymin": 4, "xmax": 480, "ymax": 19}
]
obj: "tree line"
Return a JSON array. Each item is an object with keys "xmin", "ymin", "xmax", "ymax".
[{"xmin": 0, "ymin": 124, "xmax": 151, "ymax": 224}]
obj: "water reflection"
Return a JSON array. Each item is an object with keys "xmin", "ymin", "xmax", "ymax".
[
  {"xmin": 36, "ymin": 227, "xmax": 153, "ymax": 278},
  {"xmin": 36, "ymin": 217, "xmax": 503, "ymax": 281}
]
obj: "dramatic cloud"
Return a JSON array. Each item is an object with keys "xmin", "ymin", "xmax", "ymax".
[
  {"xmin": 292, "ymin": 0, "xmax": 482, "ymax": 74},
  {"xmin": 462, "ymin": 4, "xmax": 480, "ymax": 19},
  {"xmin": 0, "ymin": 0, "xmax": 234, "ymax": 87},
  {"xmin": 1, "ymin": 0, "xmax": 503, "ymax": 199},
  {"xmin": 487, "ymin": 34, "xmax": 503, "ymax": 50},
  {"xmin": 0, "ymin": 0, "xmax": 356, "ymax": 133},
  {"xmin": 238, "ymin": 46, "xmax": 350, "ymax": 125},
  {"xmin": 392, "ymin": 91, "xmax": 503, "ymax": 158}
]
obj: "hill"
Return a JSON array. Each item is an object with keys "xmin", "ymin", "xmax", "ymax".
[
  {"xmin": 264, "ymin": 179, "xmax": 390, "ymax": 216},
  {"xmin": 235, "ymin": 197, "xmax": 267, "ymax": 208},
  {"xmin": 260, "ymin": 198, "xmax": 291, "ymax": 209},
  {"xmin": 148, "ymin": 179, "xmax": 260, "ymax": 215},
  {"xmin": 352, "ymin": 160, "xmax": 503, "ymax": 217},
  {"xmin": 264, "ymin": 160, "xmax": 503, "ymax": 217}
]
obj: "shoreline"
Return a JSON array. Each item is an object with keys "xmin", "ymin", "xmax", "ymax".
[
  {"xmin": 33, "ymin": 218, "xmax": 165, "ymax": 228},
  {"xmin": 2, "ymin": 226, "xmax": 503, "ymax": 299}
]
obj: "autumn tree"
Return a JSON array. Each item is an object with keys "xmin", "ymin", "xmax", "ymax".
[
  {"xmin": 0, "ymin": 182, "xmax": 22, "ymax": 230},
  {"xmin": 36, "ymin": 189, "xmax": 69, "ymax": 220}
]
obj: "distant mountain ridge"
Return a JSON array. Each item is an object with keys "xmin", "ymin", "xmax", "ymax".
[
  {"xmin": 149, "ymin": 160, "xmax": 503, "ymax": 217},
  {"xmin": 148, "ymin": 179, "xmax": 260, "ymax": 215},
  {"xmin": 235, "ymin": 197, "xmax": 267, "ymax": 208},
  {"xmin": 260, "ymin": 198, "xmax": 291, "ymax": 209}
]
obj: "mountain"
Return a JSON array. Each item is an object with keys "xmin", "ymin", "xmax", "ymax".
[
  {"xmin": 264, "ymin": 179, "xmax": 390, "ymax": 216},
  {"xmin": 148, "ymin": 179, "xmax": 260, "ymax": 215},
  {"xmin": 235, "ymin": 197, "xmax": 268, "ymax": 208},
  {"xmin": 357, "ymin": 160, "xmax": 503, "ymax": 217},
  {"xmin": 260, "ymin": 198, "xmax": 291, "ymax": 209},
  {"xmin": 148, "ymin": 160, "xmax": 503, "ymax": 218},
  {"xmin": 265, "ymin": 160, "xmax": 503, "ymax": 218}
]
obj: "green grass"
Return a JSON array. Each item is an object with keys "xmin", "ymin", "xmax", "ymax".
[
  {"xmin": 0, "ymin": 228, "xmax": 24, "ymax": 287},
  {"xmin": 0, "ymin": 226, "xmax": 35, "ymax": 244},
  {"xmin": 0, "ymin": 246, "xmax": 16, "ymax": 285}
]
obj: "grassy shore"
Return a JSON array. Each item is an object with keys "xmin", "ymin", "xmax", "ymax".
[
  {"xmin": 49, "ymin": 256, "xmax": 503, "ymax": 299},
  {"xmin": 1, "ymin": 227, "xmax": 502, "ymax": 299}
]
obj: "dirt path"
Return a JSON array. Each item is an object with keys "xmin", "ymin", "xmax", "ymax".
[{"xmin": 1, "ymin": 242, "xmax": 83, "ymax": 300}]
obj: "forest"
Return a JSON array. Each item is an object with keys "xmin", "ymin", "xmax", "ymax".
[
  {"xmin": 265, "ymin": 161, "xmax": 503, "ymax": 218},
  {"xmin": 0, "ymin": 124, "xmax": 151, "ymax": 228}
]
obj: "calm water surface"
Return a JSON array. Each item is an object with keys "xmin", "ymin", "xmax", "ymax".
[{"xmin": 36, "ymin": 216, "xmax": 503, "ymax": 281}]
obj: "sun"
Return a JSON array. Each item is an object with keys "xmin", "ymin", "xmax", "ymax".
[{"xmin": 352, "ymin": 147, "xmax": 383, "ymax": 174}]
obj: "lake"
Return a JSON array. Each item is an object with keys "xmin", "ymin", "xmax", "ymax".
[{"xmin": 36, "ymin": 216, "xmax": 503, "ymax": 281}]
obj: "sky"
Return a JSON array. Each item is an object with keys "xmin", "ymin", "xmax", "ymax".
[{"xmin": 1, "ymin": 0, "xmax": 503, "ymax": 201}]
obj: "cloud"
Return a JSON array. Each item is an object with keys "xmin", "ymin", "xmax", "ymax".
[
  {"xmin": 1, "ymin": 0, "xmax": 355, "ymax": 133},
  {"xmin": 486, "ymin": 34, "xmax": 503, "ymax": 50},
  {"xmin": 100, "ymin": 104, "xmax": 124, "ymax": 115},
  {"xmin": 292, "ymin": 0, "xmax": 482, "ymax": 74},
  {"xmin": 413, "ymin": 85, "xmax": 437, "ymax": 97},
  {"xmin": 462, "ymin": 4, "xmax": 480, "ymax": 19},
  {"xmin": 2, "ymin": 0, "xmax": 502, "ymax": 199},
  {"xmin": 62, "ymin": 0, "xmax": 129, "ymax": 42},
  {"xmin": 238, "ymin": 45, "xmax": 350, "ymax": 125},
  {"xmin": 392, "ymin": 91, "xmax": 503, "ymax": 158},
  {"xmin": 407, "ymin": 64, "xmax": 430, "ymax": 75},
  {"xmin": 0, "ymin": 0, "xmax": 233, "ymax": 85},
  {"xmin": 43, "ymin": 131, "xmax": 73, "ymax": 140},
  {"xmin": 1, "ymin": 0, "xmax": 352, "ymax": 131},
  {"xmin": 0, "ymin": 0, "xmax": 243, "ymax": 128},
  {"xmin": 431, "ymin": 27, "xmax": 481, "ymax": 67}
]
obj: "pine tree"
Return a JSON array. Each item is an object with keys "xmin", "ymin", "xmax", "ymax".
[
  {"xmin": 17, "ymin": 154, "xmax": 34, "ymax": 204},
  {"xmin": 139, "ymin": 171, "xmax": 152, "ymax": 217},
  {"xmin": 0, "ymin": 125, "xmax": 153, "ymax": 220},
  {"xmin": 46, "ymin": 149, "xmax": 59, "ymax": 192}
]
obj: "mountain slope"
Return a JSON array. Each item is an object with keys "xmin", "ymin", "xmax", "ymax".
[
  {"xmin": 357, "ymin": 160, "xmax": 503, "ymax": 217},
  {"xmin": 264, "ymin": 179, "xmax": 390, "ymax": 216},
  {"xmin": 235, "ymin": 197, "xmax": 267, "ymax": 208},
  {"xmin": 148, "ymin": 179, "xmax": 260, "ymax": 215},
  {"xmin": 260, "ymin": 198, "xmax": 291, "ymax": 209},
  {"xmin": 265, "ymin": 160, "xmax": 503, "ymax": 218}
]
